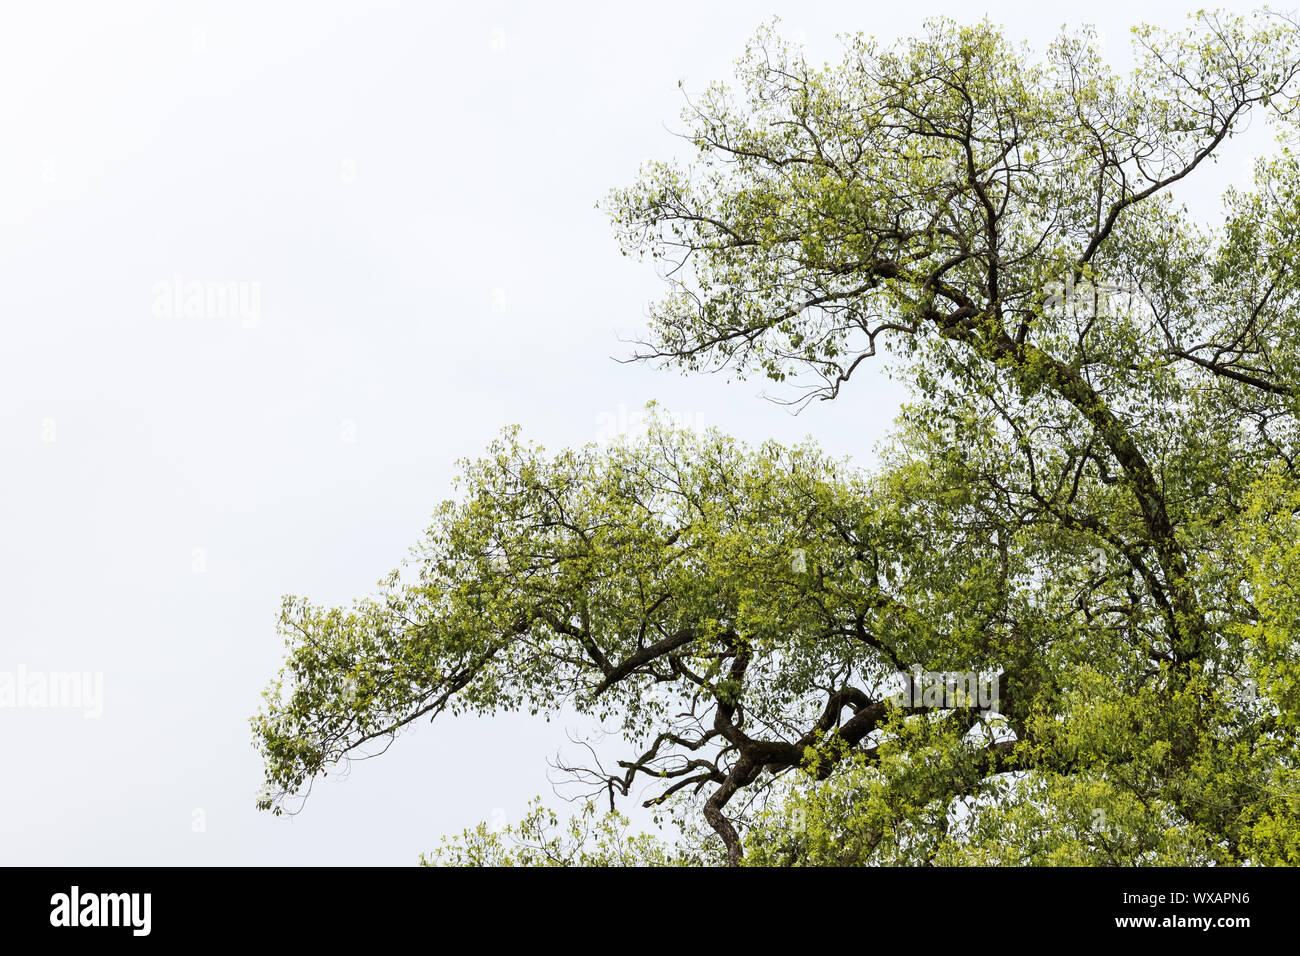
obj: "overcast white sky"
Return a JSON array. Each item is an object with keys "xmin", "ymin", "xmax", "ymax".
[{"xmin": 0, "ymin": 0, "xmax": 1277, "ymax": 864}]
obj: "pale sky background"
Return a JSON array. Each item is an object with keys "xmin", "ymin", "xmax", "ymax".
[{"xmin": 0, "ymin": 0, "xmax": 1279, "ymax": 864}]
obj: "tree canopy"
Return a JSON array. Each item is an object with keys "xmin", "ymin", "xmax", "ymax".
[{"xmin": 255, "ymin": 10, "xmax": 1300, "ymax": 865}]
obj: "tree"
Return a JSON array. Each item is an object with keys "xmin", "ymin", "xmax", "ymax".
[{"xmin": 254, "ymin": 11, "xmax": 1300, "ymax": 865}]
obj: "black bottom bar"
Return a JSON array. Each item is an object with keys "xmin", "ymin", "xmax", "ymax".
[{"xmin": 2, "ymin": 865, "xmax": 1295, "ymax": 942}]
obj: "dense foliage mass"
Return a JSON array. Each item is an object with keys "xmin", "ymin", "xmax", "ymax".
[{"xmin": 256, "ymin": 11, "xmax": 1300, "ymax": 865}]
